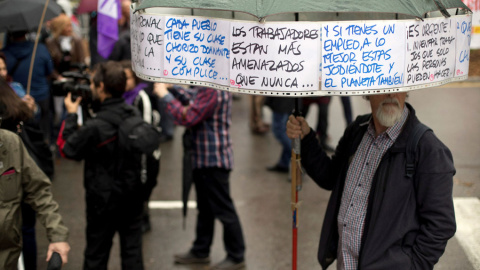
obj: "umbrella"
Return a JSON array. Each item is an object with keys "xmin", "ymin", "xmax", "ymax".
[
  {"xmin": 182, "ymin": 128, "xmax": 194, "ymax": 229},
  {"xmin": 0, "ymin": 0, "xmax": 62, "ymax": 94},
  {"xmin": 137, "ymin": 0, "xmax": 469, "ymax": 20},
  {"xmin": 130, "ymin": 1, "xmax": 472, "ymax": 269},
  {"xmin": 0, "ymin": 0, "xmax": 63, "ymax": 32},
  {"xmin": 76, "ymin": 0, "xmax": 98, "ymax": 14}
]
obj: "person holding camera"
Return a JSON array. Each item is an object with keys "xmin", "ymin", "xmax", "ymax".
[
  {"xmin": 46, "ymin": 13, "xmax": 87, "ymax": 143},
  {"xmin": 57, "ymin": 61, "xmax": 144, "ymax": 269}
]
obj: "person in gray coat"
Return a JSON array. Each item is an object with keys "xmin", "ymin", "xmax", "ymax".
[
  {"xmin": 0, "ymin": 128, "xmax": 70, "ymax": 269},
  {"xmin": 286, "ymin": 92, "xmax": 456, "ymax": 270}
]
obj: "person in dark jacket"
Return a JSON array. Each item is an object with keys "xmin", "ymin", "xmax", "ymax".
[
  {"xmin": 286, "ymin": 92, "xmax": 456, "ymax": 270},
  {"xmin": 121, "ymin": 60, "xmax": 161, "ymax": 233},
  {"xmin": 57, "ymin": 61, "xmax": 144, "ymax": 269},
  {"xmin": 2, "ymin": 31, "xmax": 54, "ymax": 144}
]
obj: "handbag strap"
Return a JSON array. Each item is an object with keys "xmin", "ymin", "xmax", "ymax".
[{"xmin": 10, "ymin": 54, "xmax": 30, "ymax": 78}]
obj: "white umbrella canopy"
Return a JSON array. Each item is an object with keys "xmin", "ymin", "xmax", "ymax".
[
  {"xmin": 137, "ymin": 0, "xmax": 470, "ymax": 20},
  {"xmin": 130, "ymin": 3, "xmax": 472, "ymax": 96}
]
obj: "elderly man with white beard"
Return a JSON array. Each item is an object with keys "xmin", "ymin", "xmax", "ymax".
[{"xmin": 286, "ymin": 93, "xmax": 456, "ymax": 270}]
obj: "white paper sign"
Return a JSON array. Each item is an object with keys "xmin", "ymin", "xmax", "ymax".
[
  {"xmin": 454, "ymin": 16, "xmax": 472, "ymax": 77},
  {"xmin": 229, "ymin": 22, "xmax": 320, "ymax": 91},
  {"xmin": 404, "ymin": 18, "xmax": 456, "ymax": 86},
  {"xmin": 131, "ymin": 14, "xmax": 164, "ymax": 77},
  {"xmin": 163, "ymin": 16, "xmax": 230, "ymax": 85},
  {"xmin": 321, "ymin": 22, "xmax": 405, "ymax": 90},
  {"xmin": 130, "ymin": 11, "xmax": 472, "ymax": 95},
  {"xmin": 130, "ymin": 11, "xmax": 140, "ymax": 72}
]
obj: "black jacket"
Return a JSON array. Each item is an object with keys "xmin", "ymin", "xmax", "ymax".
[
  {"xmin": 60, "ymin": 98, "xmax": 143, "ymax": 214},
  {"xmin": 301, "ymin": 103, "xmax": 456, "ymax": 270}
]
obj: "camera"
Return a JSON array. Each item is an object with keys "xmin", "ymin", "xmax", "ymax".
[{"xmin": 52, "ymin": 63, "xmax": 92, "ymax": 104}]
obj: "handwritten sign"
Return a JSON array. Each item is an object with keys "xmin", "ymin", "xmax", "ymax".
[
  {"xmin": 130, "ymin": 13, "xmax": 164, "ymax": 77},
  {"xmin": 163, "ymin": 16, "xmax": 230, "ymax": 85},
  {"xmin": 130, "ymin": 11, "xmax": 471, "ymax": 95},
  {"xmin": 455, "ymin": 16, "xmax": 472, "ymax": 77},
  {"xmin": 230, "ymin": 22, "xmax": 320, "ymax": 91},
  {"xmin": 404, "ymin": 18, "xmax": 456, "ymax": 86},
  {"xmin": 321, "ymin": 22, "xmax": 405, "ymax": 90}
]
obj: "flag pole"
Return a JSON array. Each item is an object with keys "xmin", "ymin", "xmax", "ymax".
[
  {"xmin": 27, "ymin": 0, "xmax": 50, "ymax": 95},
  {"xmin": 291, "ymin": 98, "xmax": 302, "ymax": 270}
]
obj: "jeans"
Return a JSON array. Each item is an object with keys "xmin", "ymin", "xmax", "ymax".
[{"xmin": 272, "ymin": 112, "xmax": 291, "ymax": 168}]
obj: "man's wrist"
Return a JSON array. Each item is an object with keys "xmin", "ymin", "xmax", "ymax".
[{"xmin": 162, "ymin": 93, "xmax": 175, "ymax": 103}]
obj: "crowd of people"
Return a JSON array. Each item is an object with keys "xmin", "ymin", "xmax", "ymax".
[{"xmin": 0, "ymin": 1, "xmax": 459, "ymax": 270}]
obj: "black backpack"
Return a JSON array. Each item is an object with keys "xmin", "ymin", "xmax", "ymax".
[
  {"xmin": 405, "ymin": 122, "xmax": 432, "ymax": 178},
  {"xmin": 97, "ymin": 110, "xmax": 161, "ymax": 155}
]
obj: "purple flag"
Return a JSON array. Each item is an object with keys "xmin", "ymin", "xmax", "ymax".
[{"xmin": 97, "ymin": 0, "xmax": 120, "ymax": 58}]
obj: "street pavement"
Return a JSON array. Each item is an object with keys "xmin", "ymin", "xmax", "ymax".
[{"xmin": 35, "ymin": 83, "xmax": 480, "ymax": 269}]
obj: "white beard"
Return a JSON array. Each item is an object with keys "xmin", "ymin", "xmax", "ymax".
[{"xmin": 376, "ymin": 98, "xmax": 402, "ymax": 127}]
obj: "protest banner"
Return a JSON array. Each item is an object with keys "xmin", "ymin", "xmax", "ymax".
[
  {"xmin": 130, "ymin": 12, "xmax": 164, "ymax": 77},
  {"xmin": 229, "ymin": 22, "xmax": 320, "ymax": 91},
  {"xmin": 130, "ymin": 10, "xmax": 472, "ymax": 96},
  {"xmin": 163, "ymin": 16, "xmax": 230, "ymax": 85},
  {"xmin": 404, "ymin": 18, "xmax": 456, "ymax": 86},
  {"xmin": 321, "ymin": 21, "xmax": 405, "ymax": 91},
  {"xmin": 463, "ymin": 0, "xmax": 480, "ymax": 49},
  {"xmin": 455, "ymin": 16, "xmax": 473, "ymax": 77}
]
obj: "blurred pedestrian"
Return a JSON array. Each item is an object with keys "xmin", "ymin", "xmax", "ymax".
[
  {"xmin": 46, "ymin": 13, "xmax": 88, "ymax": 144},
  {"xmin": 2, "ymin": 31, "xmax": 54, "ymax": 144},
  {"xmin": 109, "ymin": 0, "xmax": 132, "ymax": 61},
  {"xmin": 249, "ymin": 96, "xmax": 269, "ymax": 135},
  {"xmin": 154, "ymin": 83, "xmax": 246, "ymax": 270},
  {"xmin": 121, "ymin": 60, "xmax": 161, "ymax": 233},
  {"xmin": 0, "ymin": 52, "xmax": 28, "ymax": 98},
  {"xmin": 46, "ymin": 13, "xmax": 87, "ymax": 78},
  {"xmin": 0, "ymin": 78, "xmax": 70, "ymax": 270},
  {"xmin": 57, "ymin": 61, "xmax": 144, "ymax": 269},
  {"xmin": 264, "ymin": 96, "xmax": 296, "ymax": 173},
  {"xmin": 302, "ymin": 96, "xmax": 334, "ymax": 152},
  {"xmin": 0, "ymin": 69, "xmax": 52, "ymax": 270}
]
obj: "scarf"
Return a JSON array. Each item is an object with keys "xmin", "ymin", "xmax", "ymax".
[{"xmin": 123, "ymin": 83, "xmax": 148, "ymax": 105}]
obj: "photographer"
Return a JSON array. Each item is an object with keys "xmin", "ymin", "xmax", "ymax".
[{"xmin": 56, "ymin": 61, "xmax": 144, "ymax": 269}]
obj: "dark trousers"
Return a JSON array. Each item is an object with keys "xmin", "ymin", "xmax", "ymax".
[
  {"xmin": 21, "ymin": 202, "xmax": 37, "ymax": 270},
  {"xmin": 191, "ymin": 168, "xmax": 245, "ymax": 262},
  {"xmin": 83, "ymin": 199, "xmax": 144, "ymax": 270},
  {"xmin": 340, "ymin": 96, "xmax": 353, "ymax": 125},
  {"xmin": 272, "ymin": 112, "xmax": 291, "ymax": 168},
  {"xmin": 36, "ymin": 98, "xmax": 51, "ymax": 144},
  {"xmin": 302, "ymin": 97, "xmax": 331, "ymax": 144}
]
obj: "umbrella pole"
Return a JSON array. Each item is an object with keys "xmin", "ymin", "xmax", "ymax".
[
  {"xmin": 26, "ymin": 0, "xmax": 50, "ymax": 95},
  {"xmin": 291, "ymin": 98, "xmax": 302, "ymax": 270}
]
